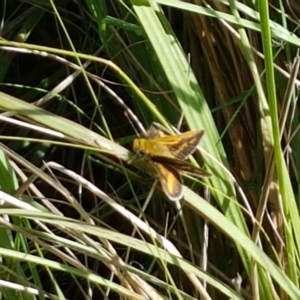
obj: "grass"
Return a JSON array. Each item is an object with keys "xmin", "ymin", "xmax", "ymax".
[{"xmin": 0, "ymin": 0, "xmax": 300, "ymax": 299}]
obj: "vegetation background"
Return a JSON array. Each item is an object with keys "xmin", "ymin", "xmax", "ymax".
[{"xmin": 0, "ymin": 0, "xmax": 300, "ymax": 299}]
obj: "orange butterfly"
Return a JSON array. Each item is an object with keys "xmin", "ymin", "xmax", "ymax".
[{"xmin": 133, "ymin": 125, "xmax": 210, "ymax": 201}]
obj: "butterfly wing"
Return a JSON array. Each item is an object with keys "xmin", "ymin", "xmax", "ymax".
[
  {"xmin": 147, "ymin": 127, "xmax": 204, "ymax": 160},
  {"xmin": 147, "ymin": 125, "xmax": 165, "ymax": 139},
  {"xmin": 164, "ymin": 130, "xmax": 204, "ymax": 159},
  {"xmin": 153, "ymin": 157, "xmax": 211, "ymax": 177},
  {"xmin": 155, "ymin": 162, "xmax": 183, "ymax": 201}
]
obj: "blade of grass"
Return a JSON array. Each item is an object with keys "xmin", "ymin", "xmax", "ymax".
[{"xmin": 258, "ymin": 0, "xmax": 300, "ymax": 287}]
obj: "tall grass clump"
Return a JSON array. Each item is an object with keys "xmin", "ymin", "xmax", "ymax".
[{"xmin": 0, "ymin": 0, "xmax": 300, "ymax": 299}]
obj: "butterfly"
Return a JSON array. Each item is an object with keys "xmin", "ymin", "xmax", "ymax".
[{"xmin": 132, "ymin": 125, "xmax": 210, "ymax": 201}]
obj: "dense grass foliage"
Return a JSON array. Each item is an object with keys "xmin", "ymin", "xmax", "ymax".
[{"xmin": 1, "ymin": 0, "xmax": 300, "ymax": 299}]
